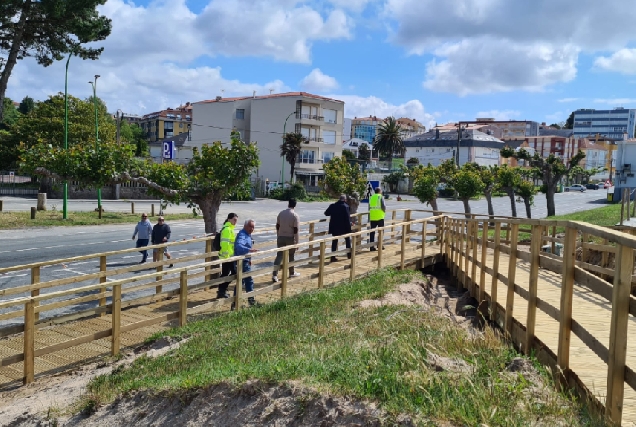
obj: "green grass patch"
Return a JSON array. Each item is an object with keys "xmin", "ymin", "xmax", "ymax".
[
  {"xmin": 0, "ymin": 211, "xmax": 202, "ymax": 229},
  {"xmin": 85, "ymin": 269, "xmax": 602, "ymax": 426}
]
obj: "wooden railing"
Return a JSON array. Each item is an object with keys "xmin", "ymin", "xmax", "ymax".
[
  {"xmin": 0, "ymin": 209, "xmax": 444, "ymax": 385},
  {"xmin": 444, "ymin": 216, "xmax": 636, "ymax": 425}
]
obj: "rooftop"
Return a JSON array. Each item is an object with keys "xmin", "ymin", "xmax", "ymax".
[{"xmin": 196, "ymin": 91, "xmax": 344, "ymax": 104}]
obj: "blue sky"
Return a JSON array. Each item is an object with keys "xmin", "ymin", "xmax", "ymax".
[{"xmin": 8, "ymin": 0, "xmax": 636, "ymax": 129}]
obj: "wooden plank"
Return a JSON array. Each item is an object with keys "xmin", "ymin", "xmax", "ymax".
[
  {"xmin": 505, "ymin": 223, "xmax": 519, "ymax": 336},
  {"xmin": 99, "ymin": 255, "xmax": 107, "ymax": 316},
  {"xmin": 551, "ymin": 225, "xmax": 556, "ymax": 254},
  {"xmin": 526, "ymin": 225, "xmax": 543, "ymax": 354},
  {"xmin": 573, "ymin": 266, "xmax": 613, "ymax": 303},
  {"xmin": 471, "ymin": 221, "xmax": 479, "ymax": 295},
  {"xmin": 601, "ymin": 238, "xmax": 610, "ymax": 281},
  {"xmin": 205, "ymin": 239, "xmax": 213, "ymax": 282},
  {"xmin": 31, "ymin": 267, "xmax": 40, "ymax": 322},
  {"xmin": 377, "ymin": 229, "xmax": 384, "ymax": 269},
  {"xmin": 155, "ymin": 251, "xmax": 163, "ymax": 294},
  {"xmin": 491, "ymin": 222, "xmax": 502, "ymax": 317},
  {"xmin": 350, "ymin": 233, "xmax": 357, "ymax": 281},
  {"xmin": 119, "ymin": 312, "xmax": 179, "ymax": 333},
  {"xmin": 111, "ymin": 284, "xmax": 121, "ymax": 356},
  {"xmin": 400, "ymin": 224, "xmax": 406, "ymax": 270},
  {"xmin": 479, "ymin": 223, "xmax": 489, "ymax": 303},
  {"xmin": 308, "ymin": 222, "xmax": 315, "ymax": 257},
  {"xmin": 581, "ymin": 233, "xmax": 589, "ymax": 263},
  {"xmin": 179, "ymin": 271, "xmax": 187, "ymax": 327},
  {"xmin": 557, "ymin": 227, "xmax": 577, "ymax": 383},
  {"xmin": 23, "ymin": 300, "xmax": 34, "ymax": 384},
  {"xmin": 570, "ymin": 319, "xmax": 609, "ymax": 365},
  {"xmin": 34, "ymin": 329, "xmax": 112, "ymax": 357},
  {"xmin": 235, "ymin": 262, "xmax": 243, "ymax": 311},
  {"xmin": 421, "ymin": 220, "xmax": 427, "ymax": 264},
  {"xmin": 318, "ymin": 241, "xmax": 325, "ymax": 288},
  {"xmin": 606, "ymin": 243, "xmax": 634, "ymax": 423},
  {"xmin": 282, "ymin": 250, "xmax": 289, "ymax": 298}
]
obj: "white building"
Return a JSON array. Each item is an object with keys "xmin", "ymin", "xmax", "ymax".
[
  {"xmin": 612, "ymin": 139, "xmax": 636, "ymax": 200},
  {"xmin": 574, "ymin": 108, "xmax": 636, "ymax": 140},
  {"xmin": 189, "ymin": 92, "xmax": 344, "ymax": 187}
]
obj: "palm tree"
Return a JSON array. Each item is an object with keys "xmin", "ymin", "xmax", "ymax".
[
  {"xmin": 280, "ymin": 132, "xmax": 307, "ymax": 182},
  {"xmin": 374, "ymin": 117, "xmax": 404, "ymax": 171}
]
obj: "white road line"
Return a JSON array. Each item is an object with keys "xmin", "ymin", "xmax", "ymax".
[{"xmin": 16, "ymin": 248, "xmax": 39, "ymax": 252}]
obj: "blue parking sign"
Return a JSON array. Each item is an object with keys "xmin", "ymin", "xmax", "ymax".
[{"xmin": 163, "ymin": 141, "xmax": 175, "ymax": 159}]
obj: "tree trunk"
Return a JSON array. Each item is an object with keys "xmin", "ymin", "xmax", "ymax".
[
  {"xmin": 546, "ymin": 186, "xmax": 557, "ymax": 217},
  {"xmin": 523, "ymin": 198, "xmax": 532, "ymax": 218},
  {"xmin": 506, "ymin": 189, "xmax": 517, "ymax": 217},
  {"xmin": 0, "ymin": 0, "xmax": 31, "ymax": 124},
  {"xmin": 462, "ymin": 199, "xmax": 471, "ymax": 218},
  {"xmin": 484, "ymin": 191, "xmax": 494, "ymax": 221},
  {"xmin": 289, "ymin": 162, "xmax": 295, "ymax": 184},
  {"xmin": 429, "ymin": 198, "xmax": 438, "ymax": 212},
  {"xmin": 198, "ymin": 195, "xmax": 222, "ymax": 234}
]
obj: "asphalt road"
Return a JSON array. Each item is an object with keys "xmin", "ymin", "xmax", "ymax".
[{"xmin": 0, "ymin": 190, "xmax": 608, "ymax": 325}]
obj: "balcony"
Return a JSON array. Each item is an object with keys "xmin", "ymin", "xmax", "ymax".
[
  {"xmin": 306, "ymin": 137, "xmax": 323, "ymax": 143},
  {"xmin": 297, "ymin": 113, "xmax": 324, "ymax": 121},
  {"xmin": 297, "ymin": 158, "xmax": 324, "ymax": 165}
]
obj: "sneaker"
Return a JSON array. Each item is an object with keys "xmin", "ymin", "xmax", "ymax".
[
  {"xmin": 330, "ymin": 256, "xmax": 338, "ymax": 263},
  {"xmin": 290, "ymin": 272, "xmax": 301, "ymax": 278},
  {"xmin": 370, "ymin": 247, "xmax": 376, "ymax": 252},
  {"xmin": 139, "ymin": 260, "xmax": 147, "ymax": 264},
  {"xmin": 248, "ymin": 299, "xmax": 261, "ymax": 307},
  {"xmin": 168, "ymin": 264, "xmax": 174, "ymax": 268},
  {"xmin": 272, "ymin": 275, "xmax": 279, "ymax": 283},
  {"xmin": 217, "ymin": 292, "xmax": 230, "ymax": 299}
]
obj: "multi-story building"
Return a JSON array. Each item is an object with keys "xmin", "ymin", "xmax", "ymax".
[
  {"xmin": 351, "ymin": 116, "xmax": 385, "ymax": 144},
  {"xmin": 396, "ymin": 118, "xmax": 426, "ymax": 138},
  {"xmin": 573, "ymin": 108, "xmax": 636, "ymax": 140},
  {"xmin": 190, "ymin": 92, "xmax": 344, "ymax": 187},
  {"xmin": 435, "ymin": 119, "xmax": 539, "ymax": 138},
  {"xmin": 138, "ymin": 102, "xmax": 193, "ymax": 142}
]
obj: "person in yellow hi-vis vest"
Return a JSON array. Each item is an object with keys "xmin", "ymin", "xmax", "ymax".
[
  {"xmin": 217, "ymin": 213, "xmax": 238, "ymax": 299},
  {"xmin": 368, "ymin": 187, "xmax": 386, "ymax": 251}
]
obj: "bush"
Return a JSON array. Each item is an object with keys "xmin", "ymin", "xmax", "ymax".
[{"xmin": 269, "ymin": 182, "xmax": 307, "ymax": 201}]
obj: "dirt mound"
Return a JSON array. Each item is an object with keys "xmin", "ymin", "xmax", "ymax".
[{"xmin": 63, "ymin": 381, "xmax": 415, "ymax": 427}]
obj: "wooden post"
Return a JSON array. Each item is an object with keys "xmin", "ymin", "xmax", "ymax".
[
  {"xmin": 111, "ymin": 284, "xmax": 121, "ymax": 356},
  {"xmin": 99, "ymin": 255, "xmax": 107, "ymax": 316},
  {"xmin": 421, "ymin": 220, "xmax": 427, "ymax": 264},
  {"xmin": 601, "ymin": 238, "xmax": 610, "ymax": 281},
  {"xmin": 377, "ymin": 229, "xmax": 384, "ymax": 269},
  {"xmin": 405, "ymin": 210, "xmax": 412, "ymax": 242},
  {"xmin": 308, "ymin": 223, "xmax": 315, "ymax": 257},
  {"xmin": 391, "ymin": 210, "xmax": 397, "ymax": 240},
  {"xmin": 525, "ymin": 225, "xmax": 543, "ymax": 353},
  {"xmin": 151, "ymin": 203, "xmax": 155, "ymax": 217},
  {"xmin": 131, "ymin": 202, "xmax": 135, "ymax": 214},
  {"xmin": 464, "ymin": 221, "xmax": 471, "ymax": 289},
  {"xmin": 491, "ymin": 222, "xmax": 502, "ymax": 317},
  {"xmin": 458, "ymin": 220, "xmax": 466, "ymax": 289},
  {"xmin": 30, "ymin": 267, "xmax": 40, "ymax": 321},
  {"xmin": 318, "ymin": 241, "xmax": 326, "ymax": 288},
  {"xmin": 557, "ymin": 227, "xmax": 577, "ymax": 384},
  {"xmin": 479, "ymin": 221, "xmax": 489, "ymax": 303},
  {"xmin": 156, "ymin": 250, "xmax": 163, "ymax": 294},
  {"xmin": 439, "ymin": 216, "xmax": 445, "ymax": 256},
  {"xmin": 627, "ymin": 188, "xmax": 631, "ymax": 221},
  {"xmin": 179, "ymin": 271, "xmax": 188, "ymax": 327},
  {"xmin": 281, "ymin": 250, "xmax": 289, "ymax": 298},
  {"xmin": 235, "ymin": 261, "xmax": 243, "ymax": 311},
  {"xmin": 350, "ymin": 233, "xmax": 357, "ymax": 281},
  {"xmin": 357, "ymin": 213, "xmax": 363, "ymax": 247},
  {"xmin": 505, "ymin": 223, "xmax": 519, "ymax": 336},
  {"xmin": 0, "ymin": 199, "xmax": 3, "ymax": 211},
  {"xmin": 605, "ymin": 242, "xmax": 634, "ymax": 423},
  {"xmin": 454, "ymin": 220, "xmax": 461, "ymax": 275},
  {"xmin": 400, "ymin": 224, "xmax": 406, "ymax": 270},
  {"xmin": 205, "ymin": 239, "xmax": 213, "ymax": 283},
  {"xmin": 551, "ymin": 225, "xmax": 556, "ymax": 254},
  {"xmin": 30, "ymin": 206, "xmax": 36, "ymax": 220},
  {"xmin": 504, "ymin": 222, "xmax": 510, "ymax": 244},
  {"xmin": 23, "ymin": 300, "xmax": 35, "ymax": 384},
  {"xmin": 471, "ymin": 221, "xmax": 479, "ymax": 295},
  {"xmin": 581, "ymin": 232, "xmax": 589, "ymax": 264}
]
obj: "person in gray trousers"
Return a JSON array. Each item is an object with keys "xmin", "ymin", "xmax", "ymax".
[
  {"xmin": 132, "ymin": 213, "xmax": 153, "ymax": 263},
  {"xmin": 272, "ymin": 198, "xmax": 301, "ymax": 282}
]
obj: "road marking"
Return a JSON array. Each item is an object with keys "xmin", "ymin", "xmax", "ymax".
[{"xmin": 16, "ymin": 248, "xmax": 39, "ymax": 252}]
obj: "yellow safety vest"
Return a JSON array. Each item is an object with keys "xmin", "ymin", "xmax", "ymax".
[
  {"xmin": 219, "ymin": 221, "xmax": 235, "ymax": 259},
  {"xmin": 369, "ymin": 194, "xmax": 385, "ymax": 221}
]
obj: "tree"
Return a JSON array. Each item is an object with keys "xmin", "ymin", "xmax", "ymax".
[
  {"xmin": 18, "ymin": 96, "xmax": 34, "ymax": 115},
  {"xmin": 0, "ymin": 0, "xmax": 112, "ymax": 123},
  {"xmin": 383, "ymin": 168, "xmax": 406, "ymax": 193},
  {"xmin": 516, "ymin": 180, "xmax": 537, "ymax": 219},
  {"xmin": 497, "ymin": 164, "xmax": 522, "ymax": 217},
  {"xmin": 549, "ymin": 123, "xmax": 562, "ymax": 129},
  {"xmin": 280, "ymin": 132, "xmax": 306, "ymax": 182},
  {"xmin": 565, "ymin": 112, "xmax": 574, "ymax": 129},
  {"xmin": 406, "ymin": 157, "xmax": 419, "ymax": 168},
  {"xmin": 452, "ymin": 167, "xmax": 485, "ymax": 217},
  {"xmin": 358, "ymin": 143, "xmax": 370, "ymax": 162},
  {"xmin": 342, "ymin": 149, "xmax": 356, "ymax": 161},
  {"xmin": 1, "ymin": 97, "xmax": 20, "ymax": 130},
  {"xmin": 20, "ymin": 130, "xmax": 259, "ymax": 234},
  {"xmin": 321, "ymin": 156, "xmax": 366, "ymax": 198},
  {"xmin": 413, "ymin": 166, "xmax": 440, "ymax": 211},
  {"xmin": 119, "ymin": 120, "xmax": 148, "ymax": 157},
  {"xmin": 374, "ymin": 116, "xmax": 404, "ymax": 171},
  {"xmin": 478, "ymin": 165, "xmax": 499, "ymax": 221},
  {"xmin": 501, "ymin": 146, "xmax": 585, "ymax": 217}
]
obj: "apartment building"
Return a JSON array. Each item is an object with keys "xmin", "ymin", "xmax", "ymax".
[
  {"xmin": 573, "ymin": 108, "xmax": 636, "ymax": 140},
  {"xmin": 396, "ymin": 118, "xmax": 426, "ymax": 138},
  {"xmin": 351, "ymin": 116, "xmax": 385, "ymax": 144},
  {"xmin": 435, "ymin": 119, "xmax": 539, "ymax": 138},
  {"xmin": 138, "ymin": 102, "xmax": 193, "ymax": 142},
  {"xmin": 190, "ymin": 92, "xmax": 344, "ymax": 187}
]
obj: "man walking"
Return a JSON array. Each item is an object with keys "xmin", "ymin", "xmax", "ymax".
[
  {"xmin": 152, "ymin": 216, "xmax": 173, "ymax": 267},
  {"xmin": 132, "ymin": 213, "xmax": 152, "ymax": 264},
  {"xmin": 368, "ymin": 187, "xmax": 386, "ymax": 251},
  {"xmin": 273, "ymin": 198, "xmax": 301, "ymax": 282},
  {"xmin": 324, "ymin": 195, "xmax": 352, "ymax": 263},
  {"xmin": 233, "ymin": 219, "xmax": 259, "ymax": 309},
  {"xmin": 217, "ymin": 213, "xmax": 238, "ymax": 299}
]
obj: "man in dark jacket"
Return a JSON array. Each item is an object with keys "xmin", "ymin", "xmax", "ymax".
[
  {"xmin": 324, "ymin": 194, "xmax": 352, "ymax": 263},
  {"xmin": 151, "ymin": 216, "xmax": 173, "ymax": 267}
]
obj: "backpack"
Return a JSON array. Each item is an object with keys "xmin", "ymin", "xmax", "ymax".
[{"xmin": 212, "ymin": 225, "xmax": 228, "ymax": 252}]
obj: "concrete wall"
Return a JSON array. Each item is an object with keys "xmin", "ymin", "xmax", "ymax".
[{"xmin": 51, "ymin": 182, "xmax": 153, "ymax": 200}]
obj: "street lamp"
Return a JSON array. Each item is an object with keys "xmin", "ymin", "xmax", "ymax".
[
  {"xmin": 62, "ymin": 51, "xmax": 76, "ymax": 220},
  {"xmin": 281, "ymin": 111, "xmax": 295, "ymax": 184},
  {"xmin": 455, "ymin": 122, "xmax": 463, "ymax": 167},
  {"xmin": 89, "ymin": 75, "xmax": 101, "ymax": 213}
]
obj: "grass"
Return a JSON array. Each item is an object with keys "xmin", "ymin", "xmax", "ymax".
[
  {"xmin": 0, "ymin": 210, "xmax": 202, "ymax": 229},
  {"xmin": 84, "ymin": 269, "xmax": 603, "ymax": 426}
]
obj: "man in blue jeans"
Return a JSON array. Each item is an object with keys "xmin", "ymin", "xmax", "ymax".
[
  {"xmin": 233, "ymin": 219, "xmax": 259, "ymax": 309},
  {"xmin": 132, "ymin": 213, "xmax": 152, "ymax": 264}
]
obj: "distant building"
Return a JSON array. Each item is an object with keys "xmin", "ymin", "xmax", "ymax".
[
  {"xmin": 573, "ymin": 108, "xmax": 636, "ymax": 140},
  {"xmin": 342, "ymin": 138, "xmax": 373, "ymax": 158},
  {"xmin": 343, "ymin": 118, "xmax": 352, "ymax": 141},
  {"xmin": 149, "ymin": 132, "xmax": 192, "ymax": 164},
  {"xmin": 435, "ymin": 119, "xmax": 539, "ymax": 138},
  {"xmin": 138, "ymin": 102, "xmax": 193, "ymax": 142},
  {"xmin": 191, "ymin": 92, "xmax": 344, "ymax": 188},
  {"xmin": 351, "ymin": 116, "xmax": 385, "ymax": 144},
  {"xmin": 396, "ymin": 117, "xmax": 426, "ymax": 138}
]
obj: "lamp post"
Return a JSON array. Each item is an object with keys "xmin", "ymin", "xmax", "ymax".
[
  {"xmin": 89, "ymin": 75, "xmax": 101, "ymax": 213},
  {"xmin": 455, "ymin": 121, "xmax": 463, "ymax": 167},
  {"xmin": 62, "ymin": 52, "xmax": 75, "ymax": 220},
  {"xmin": 281, "ymin": 111, "xmax": 295, "ymax": 185}
]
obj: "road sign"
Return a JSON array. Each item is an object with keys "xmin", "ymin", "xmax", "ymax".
[
  {"xmin": 363, "ymin": 180, "xmax": 380, "ymax": 202},
  {"xmin": 162, "ymin": 141, "xmax": 175, "ymax": 159}
]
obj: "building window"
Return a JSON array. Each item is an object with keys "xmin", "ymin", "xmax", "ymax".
[
  {"xmin": 164, "ymin": 121, "xmax": 174, "ymax": 131},
  {"xmin": 324, "ymin": 109, "xmax": 337, "ymax": 124},
  {"xmin": 298, "ymin": 150, "xmax": 315, "ymax": 164},
  {"xmin": 236, "ymin": 109, "xmax": 245, "ymax": 120},
  {"xmin": 323, "ymin": 130, "xmax": 336, "ymax": 144},
  {"xmin": 322, "ymin": 152, "xmax": 335, "ymax": 163}
]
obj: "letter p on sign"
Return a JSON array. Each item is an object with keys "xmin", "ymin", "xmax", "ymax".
[{"xmin": 163, "ymin": 141, "xmax": 175, "ymax": 159}]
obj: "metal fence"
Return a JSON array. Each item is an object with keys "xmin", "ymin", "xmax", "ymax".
[{"xmin": 0, "ymin": 171, "xmax": 38, "ymax": 197}]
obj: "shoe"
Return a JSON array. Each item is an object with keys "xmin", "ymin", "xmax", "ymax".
[
  {"xmin": 290, "ymin": 272, "xmax": 301, "ymax": 278},
  {"xmin": 370, "ymin": 247, "xmax": 376, "ymax": 252},
  {"xmin": 231, "ymin": 303, "xmax": 236, "ymax": 311},
  {"xmin": 330, "ymin": 256, "xmax": 338, "ymax": 263},
  {"xmin": 272, "ymin": 275, "xmax": 279, "ymax": 283},
  {"xmin": 139, "ymin": 260, "xmax": 147, "ymax": 264},
  {"xmin": 217, "ymin": 292, "xmax": 230, "ymax": 299},
  {"xmin": 248, "ymin": 299, "xmax": 261, "ymax": 307},
  {"xmin": 168, "ymin": 264, "xmax": 174, "ymax": 268}
]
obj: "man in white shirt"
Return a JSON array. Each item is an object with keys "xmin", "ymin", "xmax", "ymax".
[{"xmin": 272, "ymin": 198, "xmax": 301, "ymax": 282}]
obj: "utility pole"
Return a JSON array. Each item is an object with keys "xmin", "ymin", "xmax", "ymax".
[
  {"xmin": 89, "ymin": 75, "xmax": 101, "ymax": 214},
  {"xmin": 456, "ymin": 122, "xmax": 462, "ymax": 167}
]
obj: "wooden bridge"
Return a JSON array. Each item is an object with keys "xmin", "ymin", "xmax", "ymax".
[{"xmin": 1, "ymin": 209, "xmax": 636, "ymax": 426}]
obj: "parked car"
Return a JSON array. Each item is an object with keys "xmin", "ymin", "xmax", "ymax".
[
  {"xmin": 598, "ymin": 181, "xmax": 613, "ymax": 189},
  {"xmin": 565, "ymin": 184, "xmax": 586, "ymax": 192},
  {"xmin": 585, "ymin": 183, "xmax": 599, "ymax": 190}
]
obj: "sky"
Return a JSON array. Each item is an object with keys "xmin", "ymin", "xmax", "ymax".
[{"xmin": 7, "ymin": 0, "xmax": 636, "ymax": 130}]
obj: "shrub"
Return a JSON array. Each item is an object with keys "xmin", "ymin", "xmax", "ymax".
[{"xmin": 269, "ymin": 182, "xmax": 307, "ymax": 201}]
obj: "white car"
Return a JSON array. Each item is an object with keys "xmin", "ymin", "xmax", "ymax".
[{"xmin": 565, "ymin": 184, "xmax": 586, "ymax": 192}]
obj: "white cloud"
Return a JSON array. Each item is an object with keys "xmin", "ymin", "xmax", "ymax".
[
  {"xmin": 475, "ymin": 110, "xmax": 521, "ymax": 121},
  {"xmin": 423, "ymin": 38, "xmax": 578, "ymax": 95},
  {"xmin": 593, "ymin": 98, "xmax": 636, "ymax": 105},
  {"xmin": 558, "ymin": 98, "xmax": 579, "ymax": 103},
  {"xmin": 545, "ymin": 112, "xmax": 567, "ymax": 122},
  {"xmin": 300, "ymin": 69, "xmax": 339, "ymax": 92},
  {"xmin": 594, "ymin": 49, "xmax": 636, "ymax": 74},
  {"xmin": 327, "ymin": 0, "xmax": 374, "ymax": 11},
  {"xmin": 332, "ymin": 95, "xmax": 439, "ymax": 129},
  {"xmin": 384, "ymin": 0, "xmax": 636, "ymax": 94}
]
